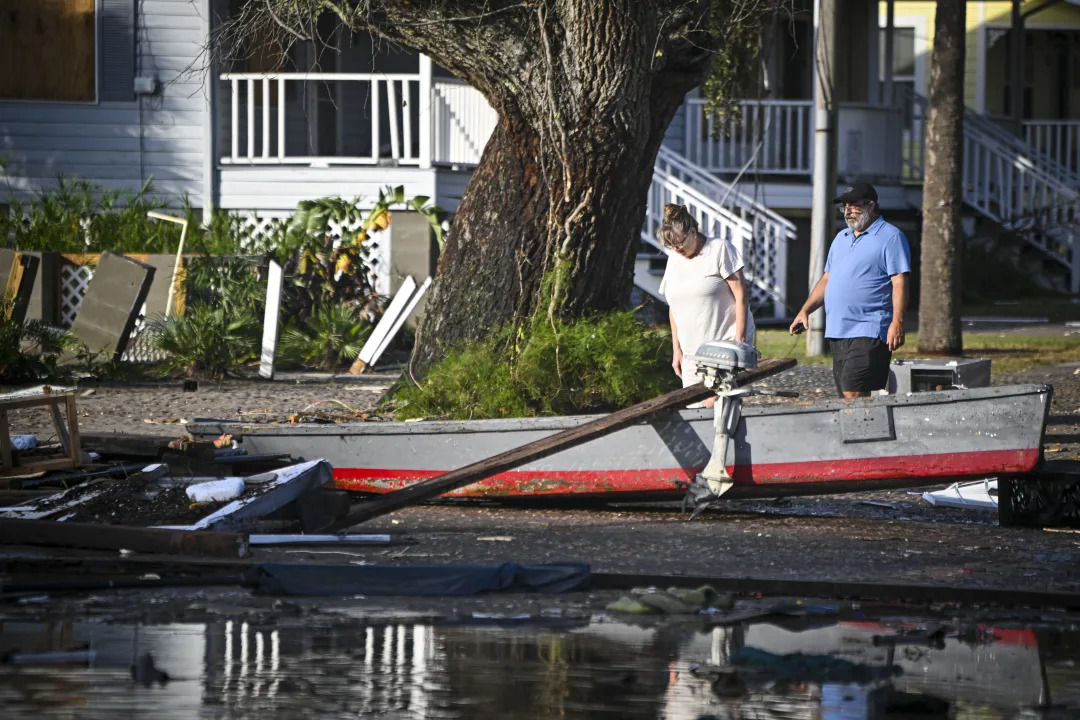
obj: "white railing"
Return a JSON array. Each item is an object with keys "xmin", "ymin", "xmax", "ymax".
[
  {"xmin": 1025, "ymin": 121, "xmax": 1080, "ymax": 179},
  {"xmin": 963, "ymin": 124, "xmax": 1079, "ymax": 290},
  {"xmin": 219, "ymin": 72, "xmax": 426, "ymax": 166},
  {"xmin": 684, "ymin": 98, "xmax": 812, "ymax": 176},
  {"xmin": 642, "ymin": 169, "xmax": 788, "ymax": 317},
  {"xmin": 431, "ymin": 79, "xmax": 497, "ymax": 166},
  {"xmin": 685, "ymin": 98, "xmax": 904, "ymax": 181},
  {"xmin": 218, "ymin": 71, "xmax": 500, "ymax": 168},
  {"xmin": 655, "ymin": 145, "xmax": 791, "ymax": 317}
]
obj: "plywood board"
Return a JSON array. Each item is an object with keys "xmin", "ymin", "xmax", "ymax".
[
  {"xmin": 64, "ymin": 252, "xmax": 155, "ymax": 363},
  {"xmin": 0, "ymin": 0, "xmax": 95, "ymax": 101},
  {"xmin": 259, "ymin": 260, "xmax": 283, "ymax": 379}
]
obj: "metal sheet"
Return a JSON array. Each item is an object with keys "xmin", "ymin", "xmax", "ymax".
[{"xmin": 838, "ymin": 406, "xmax": 895, "ymax": 443}]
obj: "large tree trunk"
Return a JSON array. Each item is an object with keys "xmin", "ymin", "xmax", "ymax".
[
  {"xmin": 918, "ymin": 1, "xmax": 965, "ymax": 354},
  {"xmin": 371, "ymin": 1, "xmax": 715, "ymax": 373},
  {"xmin": 412, "ymin": 82, "xmax": 690, "ymax": 371},
  {"xmin": 215, "ymin": 1, "xmax": 721, "ymax": 373}
]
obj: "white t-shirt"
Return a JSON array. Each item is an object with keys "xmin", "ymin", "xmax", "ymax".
[{"xmin": 660, "ymin": 237, "xmax": 756, "ymax": 386}]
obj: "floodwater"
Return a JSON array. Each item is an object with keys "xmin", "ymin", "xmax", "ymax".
[{"xmin": 1, "ymin": 605, "xmax": 1079, "ymax": 719}]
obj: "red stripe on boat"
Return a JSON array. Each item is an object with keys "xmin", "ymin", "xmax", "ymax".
[{"xmin": 332, "ymin": 448, "xmax": 1039, "ymax": 496}]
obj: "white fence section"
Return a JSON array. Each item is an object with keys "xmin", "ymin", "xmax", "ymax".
[
  {"xmin": 684, "ymin": 98, "xmax": 904, "ymax": 182},
  {"xmin": 684, "ymin": 98, "xmax": 812, "ymax": 177},
  {"xmin": 220, "ymin": 73, "xmax": 426, "ymax": 166},
  {"xmin": 1025, "ymin": 121, "xmax": 1080, "ymax": 177},
  {"xmin": 431, "ymin": 79, "xmax": 498, "ymax": 166},
  {"xmin": 218, "ymin": 68, "xmax": 499, "ymax": 169}
]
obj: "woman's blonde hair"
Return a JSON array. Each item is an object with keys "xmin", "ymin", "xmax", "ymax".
[{"xmin": 656, "ymin": 204, "xmax": 698, "ymax": 250}]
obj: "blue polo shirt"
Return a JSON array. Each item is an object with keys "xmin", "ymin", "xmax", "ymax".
[{"xmin": 823, "ymin": 215, "xmax": 911, "ymax": 342}]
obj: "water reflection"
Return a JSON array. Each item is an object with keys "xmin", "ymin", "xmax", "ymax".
[{"xmin": 1, "ymin": 608, "xmax": 1077, "ymax": 718}]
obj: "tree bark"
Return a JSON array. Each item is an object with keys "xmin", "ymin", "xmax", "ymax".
[
  {"xmin": 347, "ymin": 1, "xmax": 715, "ymax": 372},
  {"xmin": 216, "ymin": 0, "xmax": 729, "ymax": 372},
  {"xmin": 918, "ymin": 0, "xmax": 965, "ymax": 355}
]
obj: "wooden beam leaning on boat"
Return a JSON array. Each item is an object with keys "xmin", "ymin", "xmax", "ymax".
[{"xmin": 329, "ymin": 357, "xmax": 797, "ymax": 530}]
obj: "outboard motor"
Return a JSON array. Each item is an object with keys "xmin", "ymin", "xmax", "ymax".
[{"xmin": 682, "ymin": 340, "xmax": 795, "ymax": 518}]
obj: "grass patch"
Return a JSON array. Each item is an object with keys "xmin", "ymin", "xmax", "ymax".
[{"xmin": 757, "ymin": 329, "xmax": 1079, "ymax": 374}]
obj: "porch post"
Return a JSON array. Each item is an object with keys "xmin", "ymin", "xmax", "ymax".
[
  {"xmin": 883, "ymin": 0, "xmax": 894, "ymax": 105},
  {"xmin": 867, "ymin": 1, "xmax": 880, "ymax": 104},
  {"xmin": 201, "ymin": 0, "xmax": 217, "ymax": 216},
  {"xmin": 418, "ymin": 54, "xmax": 432, "ymax": 169},
  {"xmin": 1010, "ymin": 0, "xmax": 1025, "ymax": 133},
  {"xmin": 807, "ymin": 0, "xmax": 838, "ymax": 357}
]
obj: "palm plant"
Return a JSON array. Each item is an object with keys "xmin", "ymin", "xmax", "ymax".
[
  {"xmin": 278, "ymin": 303, "xmax": 373, "ymax": 370},
  {"xmin": 149, "ymin": 305, "xmax": 260, "ymax": 379}
]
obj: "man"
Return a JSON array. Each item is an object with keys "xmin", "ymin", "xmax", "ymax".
[{"xmin": 789, "ymin": 182, "xmax": 911, "ymax": 398}]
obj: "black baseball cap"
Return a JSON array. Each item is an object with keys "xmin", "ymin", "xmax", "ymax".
[{"xmin": 833, "ymin": 182, "xmax": 878, "ymax": 204}]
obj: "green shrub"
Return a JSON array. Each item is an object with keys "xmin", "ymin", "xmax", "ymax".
[
  {"xmin": 0, "ymin": 173, "xmax": 181, "ymax": 253},
  {"xmin": 149, "ymin": 305, "xmax": 260, "ymax": 379},
  {"xmin": 279, "ymin": 304, "xmax": 373, "ymax": 370},
  {"xmin": 0, "ymin": 300, "xmax": 74, "ymax": 384},
  {"xmin": 393, "ymin": 310, "xmax": 676, "ymax": 419}
]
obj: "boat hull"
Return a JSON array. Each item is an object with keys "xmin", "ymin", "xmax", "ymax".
[{"xmin": 188, "ymin": 384, "xmax": 1051, "ymax": 500}]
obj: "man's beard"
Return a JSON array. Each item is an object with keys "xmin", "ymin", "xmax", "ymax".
[{"xmin": 845, "ymin": 212, "xmax": 872, "ymax": 232}]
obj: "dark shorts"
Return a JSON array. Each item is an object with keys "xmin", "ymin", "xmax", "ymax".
[{"xmin": 830, "ymin": 337, "xmax": 891, "ymax": 395}]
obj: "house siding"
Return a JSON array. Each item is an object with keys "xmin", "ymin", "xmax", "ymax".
[
  {"xmin": 0, "ymin": 0, "xmax": 206, "ymax": 207},
  {"xmin": 890, "ymin": 1, "xmax": 1080, "ymax": 112},
  {"xmin": 217, "ymin": 167, "xmax": 438, "ymax": 213}
]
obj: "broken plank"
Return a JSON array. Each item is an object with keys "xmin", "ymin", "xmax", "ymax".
[
  {"xmin": 331, "ymin": 357, "xmax": 797, "ymax": 529},
  {"xmin": 80, "ymin": 433, "xmax": 171, "ymax": 458},
  {"xmin": 349, "ymin": 275, "xmax": 417, "ymax": 375},
  {"xmin": 0, "ymin": 518, "xmax": 248, "ymax": 557}
]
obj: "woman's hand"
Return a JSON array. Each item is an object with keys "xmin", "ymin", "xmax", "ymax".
[{"xmin": 672, "ymin": 346, "xmax": 683, "ymax": 378}]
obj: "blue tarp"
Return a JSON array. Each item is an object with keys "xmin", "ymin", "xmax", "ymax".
[{"xmin": 253, "ymin": 562, "xmax": 590, "ymax": 596}]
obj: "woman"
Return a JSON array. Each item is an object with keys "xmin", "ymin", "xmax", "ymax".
[{"xmin": 657, "ymin": 204, "xmax": 756, "ymax": 391}]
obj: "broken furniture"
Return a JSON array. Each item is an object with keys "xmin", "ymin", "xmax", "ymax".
[{"xmin": 0, "ymin": 387, "xmax": 81, "ymax": 478}]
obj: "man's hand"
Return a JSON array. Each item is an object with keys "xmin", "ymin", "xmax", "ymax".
[
  {"xmin": 789, "ymin": 311, "xmax": 809, "ymax": 335},
  {"xmin": 672, "ymin": 346, "xmax": 683, "ymax": 378},
  {"xmin": 887, "ymin": 320, "xmax": 905, "ymax": 351}
]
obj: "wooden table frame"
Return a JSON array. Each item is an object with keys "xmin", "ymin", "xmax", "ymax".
[{"xmin": 0, "ymin": 392, "xmax": 81, "ymax": 477}]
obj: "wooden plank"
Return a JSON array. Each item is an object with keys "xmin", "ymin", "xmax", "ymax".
[
  {"xmin": 0, "ymin": 457, "xmax": 79, "ymax": 478},
  {"xmin": 350, "ymin": 276, "xmax": 416, "ymax": 374},
  {"xmin": 79, "ymin": 433, "xmax": 170, "ymax": 458},
  {"xmin": 259, "ymin": 260, "xmax": 284, "ymax": 379},
  {"xmin": 0, "ymin": 518, "xmax": 248, "ymax": 558},
  {"xmin": 49, "ymin": 404, "xmax": 71, "ymax": 456},
  {"xmin": 331, "ymin": 358, "xmax": 797, "ymax": 529},
  {"xmin": 368, "ymin": 276, "xmax": 432, "ymax": 370},
  {"xmin": 66, "ymin": 394, "xmax": 81, "ymax": 467},
  {"xmin": 0, "ymin": 393, "xmax": 70, "ymax": 412}
]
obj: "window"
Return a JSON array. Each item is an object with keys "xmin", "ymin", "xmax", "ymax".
[
  {"xmin": 0, "ymin": 0, "xmax": 97, "ymax": 101},
  {"xmin": 879, "ymin": 26, "xmax": 917, "ymax": 130}
]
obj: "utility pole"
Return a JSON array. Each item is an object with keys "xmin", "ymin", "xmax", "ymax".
[{"xmin": 807, "ymin": 0, "xmax": 838, "ymax": 357}]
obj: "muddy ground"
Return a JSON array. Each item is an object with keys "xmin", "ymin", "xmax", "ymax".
[{"xmin": 4, "ymin": 350, "xmax": 1080, "ymax": 616}]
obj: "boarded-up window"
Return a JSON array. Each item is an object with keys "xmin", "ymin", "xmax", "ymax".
[{"xmin": 0, "ymin": 0, "xmax": 97, "ymax": 101}]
